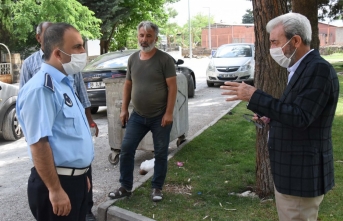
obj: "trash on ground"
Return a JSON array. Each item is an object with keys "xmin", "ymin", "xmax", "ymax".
[
  {"xmin": 139, "ymin": 158, "xmax": 155, "ymax": 175},
  {"xmin": 224, "ymin": 208, "xmax": 237, "ymax": 211}
]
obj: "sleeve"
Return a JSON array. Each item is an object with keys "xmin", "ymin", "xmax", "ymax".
[
  {"xmin": 247, "ymin": 62, "xmax": 335, "ymax": 129},
  {"xmin": 19, "ymin": 59, "xmax": 31, "ymax": 88},
  {"xmin": 163, "ymin": 55, "xmax": 177, "ymax": 78},
  {"xmin": 17, "ymin": 88, "xmax": 56, "ymax": 145},
  {"xmin": 74, "ymin": 72, "xmax": 91, "ymax": 108},
  {"xmin": 126, "ymin": 55, "xmax": 133, "ymax": 81}
]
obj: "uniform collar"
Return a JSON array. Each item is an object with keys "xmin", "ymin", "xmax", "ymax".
[
  {"xmin": 40, "ymin": 63, "xmax": 68, "ymax": 83},
  {"xmin": 39, "ymin": 49, "xmax": 44, "ymax": 60}
]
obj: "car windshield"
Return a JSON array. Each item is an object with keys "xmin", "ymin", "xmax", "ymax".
[
  {"xmin": 214, "ymin": 45, "xmax": 252, "ymax": 58},
  {"xmin": 96, "ymin": 55, "xmax": 130, "ymax": 69},
  {"xmin": 83, "ymin": 50, "xmax": 137, "ymax": 71}
]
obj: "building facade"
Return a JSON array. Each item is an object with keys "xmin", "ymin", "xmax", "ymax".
[{"xmin": 202, "ymin": 21, "xmax": 343, "ymax": 49}]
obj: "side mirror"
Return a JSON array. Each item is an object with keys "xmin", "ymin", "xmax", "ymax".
[{"xmin": 176, "ymin": 59, "xmax": 184, "ymax": 65}]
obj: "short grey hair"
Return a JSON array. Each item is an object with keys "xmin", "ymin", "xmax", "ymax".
[
  {"xmin": 137, "ymin": 21, "xmax": 159, "ymax": 37},
  {"xmin": 36, "ymin": 21, "xmax": 52, "ymax": 35},
  {"xmin": 266, "ymin": 13, "xmax": 312, "ymax": 45}
]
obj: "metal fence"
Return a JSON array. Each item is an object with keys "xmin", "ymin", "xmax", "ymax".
[{"xmin": 0, "ymin": 63, "xmax": 11, "ymax": 75}]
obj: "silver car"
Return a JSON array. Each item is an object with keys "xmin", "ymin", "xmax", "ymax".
[
  {"xmin": 0, "ymin": 82, "xmax": 23, "ymax": 140},
  {"xmin": 206, "ymin": 43, "xmax": 255, "ymax": 87}
]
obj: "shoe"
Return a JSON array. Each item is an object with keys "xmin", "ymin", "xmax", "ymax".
[
  {"xmin": 86, "ymin": 212, "xmax": 96, "ymax": 221},
  {"xmin": 108, "ymin": 186, "xmax": 132, "ymax": 199},
  {"xmin": 151, "ymin": 188, "xmax": 163, "ymax": 202}
]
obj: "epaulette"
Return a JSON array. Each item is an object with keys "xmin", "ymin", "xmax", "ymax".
[{"xmin": 44, "ymin": 73, "xmax": 55, "ymax": 92}]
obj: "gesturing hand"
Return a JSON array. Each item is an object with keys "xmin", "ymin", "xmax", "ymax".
[{"xmin": 221, "ymin": 82, "xmax": 257, "ymax": 102}]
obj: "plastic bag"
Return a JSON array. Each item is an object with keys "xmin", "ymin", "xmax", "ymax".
[{"xmin": 139, "ymin": 158, "xmax": 155, "ymax": 175}]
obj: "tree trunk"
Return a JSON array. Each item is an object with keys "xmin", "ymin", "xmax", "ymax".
[
  {"xmin": 100, "ymin": 39, "xmax": 110, "ymax": 54},
  {"xmin": 292, "ymin": 0, "xmax": 319, "ymax": 49},
  {"xmin": 252, "ymin": 0, "xmax": 288, "ymax": 198}
]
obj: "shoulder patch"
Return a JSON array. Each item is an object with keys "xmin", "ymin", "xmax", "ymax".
[{"xmin": 44, "ymin": 73, "xmax": 55, "ymax": 92}]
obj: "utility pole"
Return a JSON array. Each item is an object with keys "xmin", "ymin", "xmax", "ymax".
[{"xmin": 188, "ymin": 0, "xmax": 192, "ymax": 58}]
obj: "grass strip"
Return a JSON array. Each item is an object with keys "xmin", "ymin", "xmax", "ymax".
[{"xmin": 115, "ymin": 75, "xmax": 343, "ymax": 221}]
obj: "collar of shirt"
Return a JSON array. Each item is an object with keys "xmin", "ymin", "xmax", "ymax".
[
  {"xmin": 286, "ymin": 49, "xmax": 314, "ymax": 84},
  {"xmin": 39, "ymin": 49, "xmax": 44, "ymax": 60},
  {"xmin": 40, "ymin": 62, "xmax": 69, "ymax": 84}
]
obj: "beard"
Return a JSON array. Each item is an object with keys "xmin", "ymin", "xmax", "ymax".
[
  {"xmin": 285, "ymin": 43, "xmax": 297, "ymax": 66},
  {"xmin": 139, "ymin": 41, "xmax": 156, "ymax": 53}
]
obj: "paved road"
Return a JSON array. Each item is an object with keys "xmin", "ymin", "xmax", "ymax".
[{"xmin": 0, "ymin": 55, "xmax": 237, "ymax": 221}]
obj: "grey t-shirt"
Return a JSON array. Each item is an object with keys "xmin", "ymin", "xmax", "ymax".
[{"xmin": 126, "ymin": 49, "xmax": 176, "ymax": 117}]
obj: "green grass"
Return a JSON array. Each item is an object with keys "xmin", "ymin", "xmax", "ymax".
[
  {"xmin": 114, "ymin": 75, "xmax": 343, "ymax": 221},
  {"xmin": 322, "ymin": 53, "xmax": 343, "ymax": 62},
  {"xmin": 322, "ymin": 53, "xmax": 343, "ymax": 72}
]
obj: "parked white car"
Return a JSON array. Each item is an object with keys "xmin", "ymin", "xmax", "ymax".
[
  {"xmin": 0, "ymin": 82, "xmax": 23, "ymax": 140},
  {"xmin": 206, "ymin": 43, "xmax": 255, "ymax": 87}
]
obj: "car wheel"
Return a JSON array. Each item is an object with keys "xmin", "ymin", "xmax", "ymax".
[
  {"xmin": 90, "ymin": 106, "xmax": 99, "ymax": 114},
  {"xmin": 108, "ymin": 152, "xmax": 120, "ymax": 165},
  {"xmin": 2, "ymin": 106, "xmax": 23, "ymax": 140},
  {"xmin": 207, "ymin": 81, "xmax": 214, "ymax": 87},
  {"xmin": 188, "ymin": 75, "xmax": 195, "ymax": 98}
]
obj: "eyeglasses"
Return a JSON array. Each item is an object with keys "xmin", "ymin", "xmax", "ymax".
[{"xmin": 242, "ymin": 114, "xmax": 265, "ymax": 129}]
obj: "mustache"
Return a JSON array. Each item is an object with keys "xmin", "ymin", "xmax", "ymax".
[{"xmin": 140, "ymin": 42, "xmax": 149, "ymax": 47}]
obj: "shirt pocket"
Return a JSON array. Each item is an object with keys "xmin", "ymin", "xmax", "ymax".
[{"xmin": 62, "ymin": 108, "xmax": 81, "ymax": 136}]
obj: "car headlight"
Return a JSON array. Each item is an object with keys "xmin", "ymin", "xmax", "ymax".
[
  {"xmin": 238, "ymin": 61, "xmax": 251, "ymax": 72},
  {"xmin": 207, "ymin": 61, "xmax": 215, "ymax": 71}
]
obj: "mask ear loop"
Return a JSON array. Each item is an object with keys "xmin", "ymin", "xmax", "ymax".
[
  {"xmin": 282, "ymin": 37, "xmax": 297, "ymax": 59},
  {"xmin": 281, "ymin": 37, "xmax": 293, "ymax": 49},
  {"xmin": 59, "ymin": 49, "xmax": 71, "ymax": 57}
]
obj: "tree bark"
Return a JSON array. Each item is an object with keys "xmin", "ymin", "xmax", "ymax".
[
  {"xmin": 252, "ymin": 0, "xmax": 288, "ymax": 198},
  {"xmin": 100, "ymin": 40, "xmax": 110, "ymax": 54},
  {"xmin": 292, "ymin": 0, "xmax": 319, "ymax": 49}
]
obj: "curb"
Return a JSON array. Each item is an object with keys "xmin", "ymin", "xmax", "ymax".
[{"xmin": 97, "ymin": 101, "xmax": 240, "ymax": 221}]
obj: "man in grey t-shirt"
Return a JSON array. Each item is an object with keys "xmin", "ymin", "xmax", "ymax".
[{"xmin": 108, "ymin": 21, "xmax": 177, "ymax": 202}]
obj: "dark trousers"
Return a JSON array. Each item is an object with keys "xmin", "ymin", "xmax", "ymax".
[
  {"xmin": 28, "ymin": 167, "xmax": 88, "ymax": 221},
  {"xmin": 86, "ymin": 165, "xmax": 93, "ymax": 213},
  {"xmin": 120, "ymin": 111, "xmax": 172, "ymax": 191}
]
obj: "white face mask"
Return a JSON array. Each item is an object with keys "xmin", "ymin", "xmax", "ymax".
[
  {"xmin": 269, "ymin": 37, "xmax": 297, "ymax": 68},
  {"xmin": 59, "ymin": 49, "xmax": 87, "ymax": 75}
]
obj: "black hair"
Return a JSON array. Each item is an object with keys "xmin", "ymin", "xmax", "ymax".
[{"xmin": 43, "ymin": 23, "xmax": 77, "ymax": 60}]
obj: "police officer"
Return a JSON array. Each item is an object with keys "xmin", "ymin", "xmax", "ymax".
[
  {"xmin": 20, "ymin": 21, "xmax": 98, "ymax": 221},
  {"xmin": 16, "ymin": 23, "xmax": 94, "ymax": 221}
]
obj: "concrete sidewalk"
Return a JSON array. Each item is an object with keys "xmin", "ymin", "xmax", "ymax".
[{"xmin": 96, "ymin": 86, "xmax": 240, "ymax": 221}]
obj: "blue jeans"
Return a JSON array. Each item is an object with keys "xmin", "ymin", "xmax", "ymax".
[{"xmin": 119, "ymin": 111, "xmax": 172, "ymax": 191}]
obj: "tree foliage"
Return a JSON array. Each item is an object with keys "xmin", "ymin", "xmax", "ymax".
[
  {"xmin": 182, "ymin": 13, "xmax": 215, "ymax": 48},
  {"xmin": 242, "ymin": 9, "xmax": 254, "ymax": 24},
  {"xmin": 318, "ymin": 0, "xmax": 343, "ymax": 20},
  {"xmin": 78, "ymin": 0, "xmax": 180, "ymax": 53},
  {"xmin": 0, "ymin": 0, "xmax": 14, "ymax": 52},
  {"xmin": 1, "ymin": 0, "xmax": 101, "ymax": 56}
]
